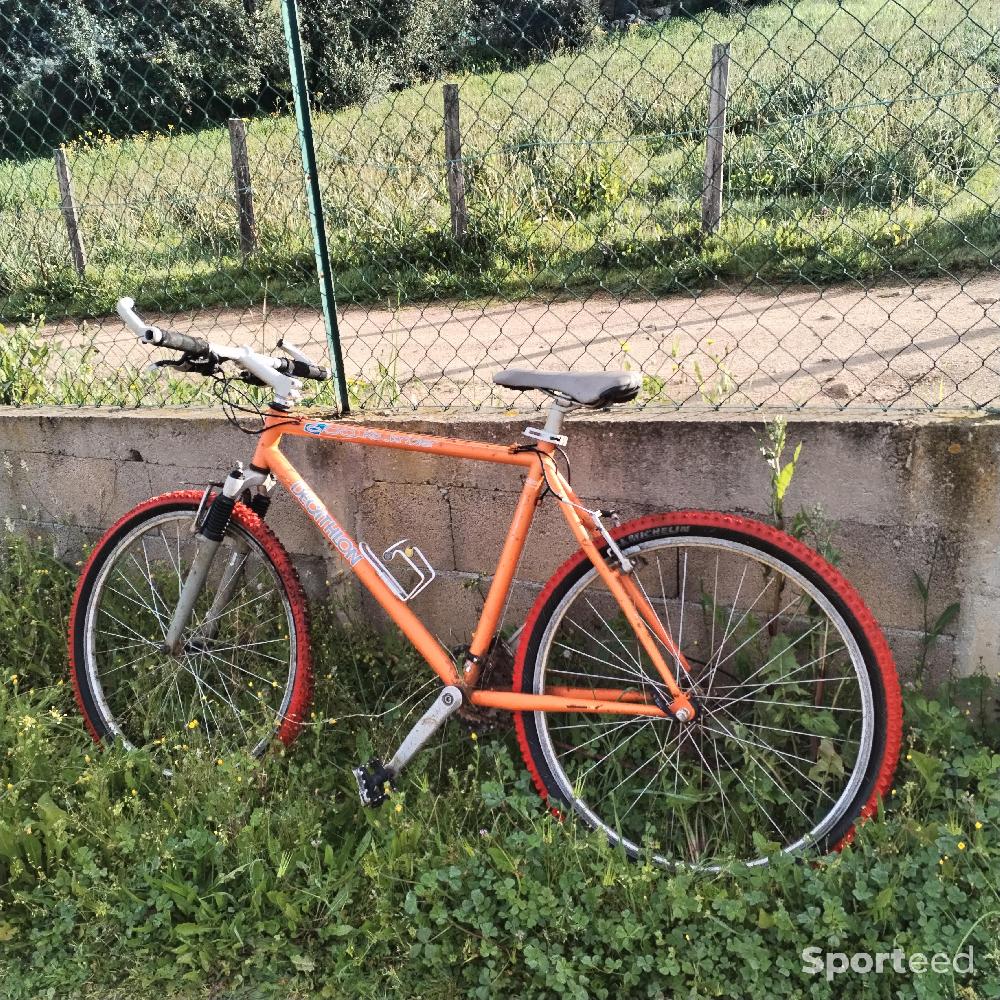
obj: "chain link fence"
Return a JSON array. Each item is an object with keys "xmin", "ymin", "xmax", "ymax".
[{"xmin": 1, "ymin": 0, "xmax": 998, "ymax": 411}]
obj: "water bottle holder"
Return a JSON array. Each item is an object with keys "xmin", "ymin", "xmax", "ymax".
[{"xmin": 359, "ymin": 539, "xmax": 436, "ymax": 603}]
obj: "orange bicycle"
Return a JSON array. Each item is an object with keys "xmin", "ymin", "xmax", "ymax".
[{"xmin": 68, "ymin": 298, "xmax": 902, "ymax": 867}]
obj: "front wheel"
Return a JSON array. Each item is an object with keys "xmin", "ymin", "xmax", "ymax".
[
  {"xmin": 514, "ymin": 511, "xmax": 902, "ymax": 869},
  {"xmin": 69, "ymin": 491, "xmax": 313, "ymax": 759}
]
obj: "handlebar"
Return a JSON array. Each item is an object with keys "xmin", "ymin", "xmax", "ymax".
[
  {"xmin": 280, "ymin": 357, "xmax": 329, "ymax": 382},
  {"xmin": 143, "ymin": 326, "xmax": 212, "ymax": 357},
  {"xmin": 117, "ymin": 297, "xmax": 330, "ymax": 400}
]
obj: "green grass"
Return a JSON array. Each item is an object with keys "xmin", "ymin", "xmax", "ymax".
[
  {"xmin": 1, "ymin": 0, "xmax": 998, "ymax": 324},
  {"xmin": 2, "ymin": 532, "xmax": 1000, "ymax": 998}
]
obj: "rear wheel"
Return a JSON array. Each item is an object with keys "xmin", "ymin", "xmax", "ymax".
[
  {"xmin": 69, "ymin": 491, "xmax": 312, "ymax": 760},
  {"xmin": 514, "ymin": 511, "xmax": 901, "ymax": 868}
]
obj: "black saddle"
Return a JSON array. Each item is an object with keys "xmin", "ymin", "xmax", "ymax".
[{"xmin": 493, "ymin": 369, "xmax": 641, "ymax": 407}]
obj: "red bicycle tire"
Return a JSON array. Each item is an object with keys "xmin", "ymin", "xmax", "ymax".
[
  {"xmin": 513, "ymin": 510, "xmax": 902, "ymax": 861},
  {"xmin": 68, "ymin": 490, "xmax": 313, "ymax": 751}
]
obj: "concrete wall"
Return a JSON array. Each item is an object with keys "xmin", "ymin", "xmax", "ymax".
[{"xmin": 2, "ymin": 407, "xmax": 998, "ymax": 680}]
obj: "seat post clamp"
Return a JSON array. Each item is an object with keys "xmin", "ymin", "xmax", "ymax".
[{"xmin": 523, "ymin": 426, "xmax": 568, "ymax": 447}]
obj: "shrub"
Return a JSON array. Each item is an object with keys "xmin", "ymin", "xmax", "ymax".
[
  {"xmin": 0, "ymin": 0, "xmax": 287, "ymax": 156},
  {"xmin": 300, "ymin": 0, "xmax": 474, "ymax": 108},
  {"xmin": 471, "ymin": 0, "xmax": 601, "ymax": 63},
  {"xmin": 0, "ymin": 0, "xmax": 604, "ymax": 157}
]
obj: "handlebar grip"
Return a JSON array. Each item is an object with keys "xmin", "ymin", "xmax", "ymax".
[
  {"xmin": 288, "ymin": 359, "xmax": 330, "ymax": 382},
  {"xmin": 142, "ymin": 327, "xmax": 212, "ymax": 357},
  {"xmin": 274, "ymin": 358, "xmax": 330, "ymax": 381}
]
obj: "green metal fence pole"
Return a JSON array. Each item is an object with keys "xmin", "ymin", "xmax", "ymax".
[{"xmin": 280, "ymin": 0, "xmax": 350, "ymax": 413}]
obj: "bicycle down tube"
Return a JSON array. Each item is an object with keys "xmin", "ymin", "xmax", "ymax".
[{"xmin": 250, "ymin": 410, "xmax": 695, "ymax": 722}]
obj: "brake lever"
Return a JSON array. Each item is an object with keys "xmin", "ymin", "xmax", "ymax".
[
  {"xmin": 152, "ymin": 355, "xmax": 223, "ymax": 378},
  {"xmin": 277, "ymin": 338, "xmax": 311, "ymax": 364}
]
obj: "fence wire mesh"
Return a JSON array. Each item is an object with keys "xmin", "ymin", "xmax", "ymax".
[{"xmin": 1, "ymin": 0, "xmax": 998, "ymax": 412}]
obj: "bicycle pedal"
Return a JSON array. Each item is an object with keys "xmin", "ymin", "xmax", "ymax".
[{"xmin": 353, "ymin": 757, "xmax": 395, "ymax": 808}]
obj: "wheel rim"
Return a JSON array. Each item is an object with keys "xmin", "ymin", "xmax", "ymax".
[
  {"xmin": 531, "ymin": 535, "xmax": 875, "ymax": 868},
  {"xmin": 82, "ymin": 510, "xmax": 297, "ymax": 757}
]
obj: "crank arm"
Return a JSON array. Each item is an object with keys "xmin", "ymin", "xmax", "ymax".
[
  {"xmin": 353, "ymin": 686, "xmax": 463, "ymax": 806},
  {"xmin": 387, "ymin": 685, "xmax": 463, "ymax": 775}
]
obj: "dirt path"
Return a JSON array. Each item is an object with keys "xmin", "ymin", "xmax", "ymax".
[{"xmin": 43, "ymin": 273, "xmax": 1000, "ymax": 410}]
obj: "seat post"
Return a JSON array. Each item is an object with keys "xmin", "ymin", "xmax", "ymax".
[{"xmin": 543, "ymin": 397, "xmax": 574, "ymax": 438}]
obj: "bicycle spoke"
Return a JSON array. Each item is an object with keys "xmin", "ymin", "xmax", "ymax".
[
  {"xmin": 530, "ymin": 529, "xmax": 876, "ymax": 868},
  {"xmin": 556, "ymin": 716, "xmax": 638, "ymax": 760},
  {"xmin": 82, "ymin": 510, "xmax": 295, "ymax": 757},
  {"xmin": 704, "ymin": 710, "xmax": 837, "ymax": 803},
  {"xmin": 584, "ymin": 598, "xmax": 644, "ymax": 673}
]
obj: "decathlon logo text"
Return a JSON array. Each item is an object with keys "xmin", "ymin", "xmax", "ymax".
[{"xmin": 288, "ymin": 480, "xmax": 362, "ymax": 566}]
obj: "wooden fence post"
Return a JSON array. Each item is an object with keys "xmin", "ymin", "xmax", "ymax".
[
  {"xmin": 701, "ymin": 42, "xmax": 731, "ymax": 235},
  {"xmin": 54, "ymin": 147, "xmax": 87, "ymax": 275},
  {"xmin": 228, "ymin": 117, "xmax": 259, "ymax": 257},
  {"xmin": 443, "ymin": 83, "xmax": 468, "ymax": 244}
]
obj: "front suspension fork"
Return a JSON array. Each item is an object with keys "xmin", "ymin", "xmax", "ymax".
[
  {"xmin": 195, "ymin": 542, "xmax": 252, "ymax": 643},
  {"xmin": 162, "ymin": 468, "xmax": 272, "ymax": 654}
]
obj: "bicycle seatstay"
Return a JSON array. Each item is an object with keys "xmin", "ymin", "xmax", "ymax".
[{"xmin": 249, "ymin": 409, "xmax": 685, "ymax": 720}]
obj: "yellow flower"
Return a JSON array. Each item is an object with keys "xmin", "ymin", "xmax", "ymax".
[
  {"xmin": 470, "ymin": 732, "xmax": 478, "ymax": 741},
  {"xmin": 5, "ymin": 783, "xmax": 12, "ymax": 791},
  {"xmin": 394, "ymin": 803, "xmax": 403, "ymax": 813},
  {"xmin": 958, "ymin": 841, "xmax": 966, "ymax": 851},
  {"xmin": 131, "ymin": 789, "xmax": 137, "ymax": 797},
  {"xmin": 905, "ymin": 753, "xmax": 912, "ymax": 761},
  {"xmin": 216, "ymin": 758, "xmax": 224, "ymax": 766},
  {"xmin": 975, "ymin": 821, "xmax": 983, "ymax": 830},
  {"xmin": 187, "ymin": 719, "xmax": 199, "ymax": 730},
  {"xmin": 9, "ymin": 674, "xmax": 17, "ymax": 685}
]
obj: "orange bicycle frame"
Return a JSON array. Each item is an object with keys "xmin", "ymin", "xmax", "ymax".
[{"xmin": 250, "ymin": 410, "xmax": 695, "ymax": 722}]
